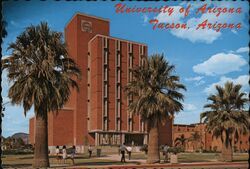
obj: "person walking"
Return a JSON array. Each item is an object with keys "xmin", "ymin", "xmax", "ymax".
[
  {"xmin": 88, "ymin": 145, "xmax": 93, "ymax": 158},
  {"xmin": 70, "ymin": 145, "xmax": 76, "ymax": 165},
  {"xmin": 55, "ymin": 145, "xmax": 62, "ymax": 163},
  {"xmin": 120, "ymin": 143, "xmax": 126, "ymax": 163},
  {"xmin": 55, "ymin": 145, "xmax": 60, "ymax": 155},
  {"xmin": 126, "ymin": 145, "xmax": 132, "ymax": 160},
  {"xmin": 62, "ymin": 145, "xmax": 67, "ymax": 164},
  {"xmin": 163, "ymin": 144, "xmax": 169, "ymax": 162}
]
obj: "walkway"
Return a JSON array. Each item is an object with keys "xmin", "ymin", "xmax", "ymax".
[
  {"xmin": 63, "ymin": 154, "xmax": 248, "ymax": 169},
  {"xmin": 68, "ymin": 161, "xmax": 248, "ymax": 169}
]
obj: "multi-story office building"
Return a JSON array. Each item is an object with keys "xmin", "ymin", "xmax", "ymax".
[{"xmin": 29, "ymin": 13, "xmax": 173, "ymax": 148}]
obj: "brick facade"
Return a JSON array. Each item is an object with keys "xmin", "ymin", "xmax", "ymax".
[{"xmin": 173, "ymin": 123, "xmax": 249, "ymax": 152}]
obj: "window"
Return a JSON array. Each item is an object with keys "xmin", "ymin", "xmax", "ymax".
[
  {"xmin": 129, "ymin": 71, "xmax": 133, "ymax": 82},
  {"xmin": 104, "ymin": 51, "xmax": 108, "ymax": 65},
  {"xmin": 104, "ymin": 99, "xmax": 108, "ymax": 116},
  {"xmin": 117, "ymin": 85, "xmax": 120, "ymax": 99},
  {"xmin": 128, "ymin": 118, "xmax": 132, "ymax": 131},
  {"xmin": 104, "ymin": 67, "xmax": 108, "ymax": 81},
  {"xmin": 103, "ymin": 37, "xmax": 108, "ymax": 48},
  {"xmin": 128, "ymin": 43, "xmax": 132, "ymax": 53},
  {"xmin": 129, "ymin": 55, "xmax": 133, "ymax": 69},
  {"xmin": 117, "ymin": 69, "xmax": 121, "ymax": 83},
  {"xmin": 117, "ymin": 40, "xmax": 121, "ymax": 51},
  {"xmin": 117, "ymin": 100, "xmax": 121, "ymax": 116},
  {"xmin": 117, "ymin": 53, "xmax": 121, "ymax": 67},
  {"xmin": 117, "ymin": 118, "xmax": 121, "ymax": 131},
  {"xmin": 104, "ymin": 118, "xmax": 108, "ymax": 131},
  {"xmin": 104, "ymin": 83, "xmax": 108, "ymax": 98}
]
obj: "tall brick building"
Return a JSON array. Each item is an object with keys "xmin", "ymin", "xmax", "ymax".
[{"xmin": 29, "ymin": 13, "xmax": 173, "ymax": 148}]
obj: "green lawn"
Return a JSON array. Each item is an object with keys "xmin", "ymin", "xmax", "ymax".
[
  {"xmin": 130, "ymin": 152, "xmax": 249, "ymax": 163},
  {"xmin": 2, "ymin": 153, "xmax": 140, "ymax": 168},
  {"xmin": 2, "ymin": 152, "xmax": 248, "ymax": 168}
]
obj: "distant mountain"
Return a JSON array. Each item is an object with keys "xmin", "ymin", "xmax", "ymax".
[{"xmin": 11, "ymin": 132, "xmax": 29, "ymax": 144}]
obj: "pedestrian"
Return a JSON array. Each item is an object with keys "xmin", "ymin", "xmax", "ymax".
[
  {"xmin": 163, "ymin": 144, "xmax": 169, "ymax": 162},
  {"xmin": 55, "ymin": 145, "xmax": 62, "ymax": 163},
  {"xmin": 126, "ymin": 145, "xmax": 132, "ymax": 160},
  {"xmin": 88, "ymin": 145, "xmax": 93, "ymax": 158},
  {"xmin": 55, "ymin": 145, "xmax": 60, "ymax": 156},
  {"xmin": 120, "ymin": 143, "xmax": 126, "ymax": 163},
  {"xmin": 62, "ymin": 145, "xmax": 67, "ymax": 163},
  {"xmin": 70, "ymin": 145, "xmax": 76, "ymax": 165}
]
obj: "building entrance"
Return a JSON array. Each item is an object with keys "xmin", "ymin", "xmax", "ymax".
[{"xmin": 125, "ymin": 134, "xmax": 144, "ymax": 146}]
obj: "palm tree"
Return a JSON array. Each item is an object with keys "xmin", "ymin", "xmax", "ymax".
[
  {"xmin": 125, "ymin": 54, "xmax": 186, "ymax": 163},
  {"xmin": 1, "ymin": 20, "xmax": 8, "ymax": 150},
  {"xmin": 1, "ymin": 22, "xmax": 81, "ymax": 167},
  {"xmin": 200, "ymin": 82, "xmax": 248, "ymax": 162},
  {"xmin": 174, "ymin": 134, "xmax": 188, "ymax": 149},
  {"xmin": 189, "ymin": 131, "xmax": 201, "ymax": 151}
]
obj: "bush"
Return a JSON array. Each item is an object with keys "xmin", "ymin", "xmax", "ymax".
[
  {"xmin": 159, "ymin": 145, "xmax": 165, "ymax": 152},
  {"xmin": 168, "ymin": 147, "xmax": 182, "ymax": 155},
  {"xmin": 140, "ymin": 144, "xmax": 148, "ymax": 154},
  {"xmin": 3, "ymin": 149, "xmax": 34, "ymax": 155},
  {"xmin": 213, "ymin": 146, "xmax": 218, "ymax": 152}
]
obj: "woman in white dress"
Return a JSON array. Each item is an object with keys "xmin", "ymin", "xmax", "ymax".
[{"xmin": 62, "ymin": 145, "xmax": 67, "ymax": 163}]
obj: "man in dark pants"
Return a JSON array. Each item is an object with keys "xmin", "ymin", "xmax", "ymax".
[
  {"xmin": 88, "ymin": 145, "xmax": 93, "ymax": 158},
  {"xmin": 120, "ymin": 143, "xmax": 126, "ymax": 163}
]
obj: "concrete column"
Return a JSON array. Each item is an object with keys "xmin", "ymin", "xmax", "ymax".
[
  {"xmin": 95, "ymin": 133, "xmax": 99, "ymax": 146},
  {"xmin": 143, "ymin": 134, "xmax": 148, "ymax": 145},
  {"xmin": 74, "ymin": 137, "xmax": 76, "ymax": 146},
  {"xmin": 121, "ymin": 133, "xmax": 125, "ymax": 144}
]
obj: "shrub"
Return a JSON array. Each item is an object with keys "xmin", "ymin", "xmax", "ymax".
[
  {"xmin": 3, "ymin": 149, "xmax": 34, "ymax": 155},
  {"xmin": 168, "ymin": 147, "xmax": 182, "ymax": 155},
  {"xmin": 140, "ymin": 144, "xmax": 148, "ymax": 154}
]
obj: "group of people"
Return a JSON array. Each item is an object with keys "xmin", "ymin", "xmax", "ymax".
[
  {"xmin": 55, "ymin": 145, "xmax": 76, "ymax": 164},
  {"xmin": 119, "ymin": 143, "xmax": 132, "ymax": 163}
]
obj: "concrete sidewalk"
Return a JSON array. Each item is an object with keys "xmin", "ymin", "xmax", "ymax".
[
  {"xmin": 68, "ymin": 161, "xmax": 248, "ymax": 169},
  {"xmin": 95, "ymin": 154, "xmax": 146, "ymax": 164}
]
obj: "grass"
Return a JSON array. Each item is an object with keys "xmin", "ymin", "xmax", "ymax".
[{"xmin": 2, "ymin": 152, "xmax": 248, "ymax": 168}]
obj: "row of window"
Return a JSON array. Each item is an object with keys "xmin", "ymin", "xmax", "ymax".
[
  {"xmin": 139, "ymin": 45, "xmax": 145, "ymax": 132},
  {"xmin": 103, "ymin": 37, "xmax": 109, "ymax": 131},
  {"xmin": 116, "ymin": 40, "xmax": 121, "ymax": 131},
  {"xmin": 102, "ymin": 37, "xmax": 146, "ymax": 132},
  {"xmin": 87, "ymin": 52, "xmax": 91, "ymax": 130}
]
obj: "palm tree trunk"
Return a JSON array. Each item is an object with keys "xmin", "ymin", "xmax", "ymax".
[
  {"xmin": 147, "ymin": 124, "xmax": 160, "ymax": 164},
  {"xmin": 221, "ymin": 142, "xmax": 233, "ymax": 162},
  {"xmin": 33, "ymin": 113, "xmax": 49, "ymax": 168},
  {"xmin": 220, "ymin": 130, "xmax": 233, "ymax": 162}
]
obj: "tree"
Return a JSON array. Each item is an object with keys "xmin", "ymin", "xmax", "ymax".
[
  {"xmin": 125, "ymin": 54, "xmax": 186, "ymax": 163},
  {"xmin": 200, "ymin": 82, "xmax": 248, "ymax": 162},
  {"xmin": 2, "ymin": 22, "xmax": 81, "ymax": 167},
  {"xmin": 1, "ymin": 20, "xmax": 8, "ymax": 155},
  {"xmin": 174, "ymin": 134, "xmax": 188, "ymax": 149},
  {"xmin": 189, "ymin": 131, "xmax": 201, "ymax": 151},
  {"xmin": 16, "ymin": 138, "xmax": 25, "ymax": 148}
]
